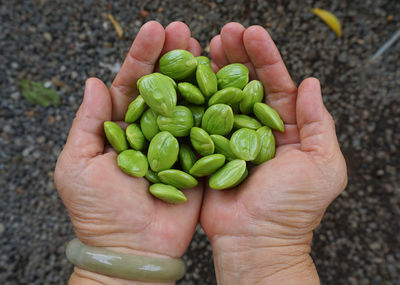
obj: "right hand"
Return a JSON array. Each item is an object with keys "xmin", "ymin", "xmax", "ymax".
[{"xmin": 200, "ymin": 22, "xmax": 347, "ymax": 284}]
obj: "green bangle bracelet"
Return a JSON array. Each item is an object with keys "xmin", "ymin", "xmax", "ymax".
[{"xmin": 66, "ymin": 238, "xmax": 186, "ymax": 282}]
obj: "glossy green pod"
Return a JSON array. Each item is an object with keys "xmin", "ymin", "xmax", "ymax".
[
  {"xmin": 126, "ymin": 123, "xmax": 146, "ymax": 151},
  {"xmin": 208, "ymin": 87, "xmax": 244, "ymax": 106},
  {"xmin": 157, "ymin": 106, "xmax": 194, "ymax": 137},
  {"xmin": 190, "ymin": 127, "xmax": 214, "ymax": 156},
  {"xmin": 252, "ymin": 126, "xmax": 276, "ymax": 165},
  {"xmin": 145, "ymin": 168, "xmax": 161, "ymax": 184},
  {"xmin": 149, "ymin": 183, "xmax": 187, "ymax": 204},
  {"xmin": 177, "ymin": 82, "xmax": 205, "ymax": 105},
  {"xmin": 201, "ymin": 104, "xmax": 234, "ymax": 136},
  {"xmin": 138, "ymin": 73, "xmax": 177, "ymax": 116},
  {"xmin": 230, "ymin": 128, "xmax": 261, "ymax": 161},
  {"xmin": 216, "ymin": 63, "xmax": 249, "ymax": 90},
  {"xmin": 253, "ymin": 103, "xmax": 285, "ymax": 132},
  {"xmin": 148, "ymin": 131, "xmax": 179, "ymax": 172},
  {"xmin": 189, "ymin": 154, "xmax": 225, "ymax": 177},
  {"xmin": 159, "ymin": 49, "xmax": 197, "ymax": 80},
  {"xmin": 186, "ymin": 104, "xmax": 205, "ymax": 127},
  {"xmin": 196, "ymin": 64, "xmax": 218, "ymax": 97},
  {"xmin": 158, "ymin": 169, "xmax": 198, "ymax": 189},
  {"xmin": 160, "ymin": 74, "xmax": 178, "ymax": 90},
  {"xmin": 233, "ymin": 114, "xmax": 262, "ymax": 130},
  {"xmin": 195, "ymin": 56, "xmax": 212, "ymax": 68},
  {"xmin": 104, "ymin": 121, "xmax": 128, "ymax": 153},
  {"xmin": 140, "ymin": 109, "xmax": 160, "ymax": 141},
  {"xmin": 210, "ymin": 134, "xmax": 237, "ymax": 161},
  {"xmin": 117, "ymin": 150, "xmax": 148, "ymax": 177},
  {"xmin": 209, "ymin": 159, "xmax": 247, "ymax": 190},
  {"xmin": 239, "ymin": 80, "xmax": 264, "ymax": 114},
  {"xmin": 179, "ymin": 144, "xmax": 197, "ymax": 173},
  {"xmin": 230, "ymin": 167, "xmax": 248, "ymax": 188},
  {"xmin": 125, "ymin": 95, "xmax": 148, "ymax": 123}
]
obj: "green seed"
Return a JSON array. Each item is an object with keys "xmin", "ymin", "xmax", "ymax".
[
  {"xmin": 157, "ymin": 106, "xmax": 194, "ymax": 137},
  {"xmin": 201, "ymin": 104, "xmax": 234, "ymax": 135},
  {"xmin": 252, "ymin": 126, "xmax": 275, "ymax": 165},
  {"xmin": 159, "ymin": 49, "xmax": 197, "ymax": 80},
  {"xmin": 177, "ymin": 82, "xmax": 205, "ymax": 105},
  {"xmin": 160, "ymin": 74, "xmax": 178, "ymax": 90},
  {"xmin": 230, "ymin": 167, "xmax": 248, "ymax": 188},
  {"xmin": 140, "ymin": 109, "xmax": 160, "ymax": 141},
  {"xmin": 189, "ymin": 154, "xmax": 225, "ymax": 177},
  {"xmin": 196, "ymin": 64, "xmax": 218, "ymax": 97},
  {"xmin": 158, "ymin": 169, "xmax": 198, "ymax": 189},
  {"xmin": 186, "ymin": 104, "xmax": 205, "ymax": 127},
  {"xmin": 138, "ymin": 73, "xmax": 177, "ymax": 116},
  {"xmin": 216, "ymin": 63, "xmax": 249, "ymax": 90},
  {"xmin": 149, "ymin": 183, "xmax": 187, "ymax": 204},
  {"xmin": 230, "ymin": 128, "xmax": 261, "ymax": 161},
  {"xmin": 104, "ymin": 121, "xmax": 128, "ymax": 153},
  {"xmin": 233, "ymin": 114, "xmax": 262, "ymax": 130},
  {"xmin": 210, "ymin": 134, "xmax": 237, "ymax": 161},
  {"xmin": 195, "ymin": 56, "xmax": 212, "ymax": 68},
  {"xmin": 240, "ymin": 80, "xmax": 264, "ymax": 114},
  {"xmin": 125, "ymin": 95, "xmax": 148, "ymax": 123},
  {"xmin": 253, "ymin": 103, "xmax": 285, "ymax": 132},
  {"xmin": 209, "ymin": 159, "xmax": 247, "ymax": 190},
  {"xmin": 148, "ymin": 131, "xmax": 179, "ymax": 172},
  {"xmin": 179, "ymin": 144, "xmax": 197, "ymax": 173},
  {"xmin": 190, "ymin": 127, "xmax": 214, "ymax": 156},
  {"xmin": 126, "ymin": 123, "xmax": 146, "ymax": 151},
  {"xmin": 117, "ymin": 150, "xmax": 148, "ymax": 177},
  {"xmin": 208, "ymin": 87, "xmax": 244, "ymax": 106},
  {"xmin": 145, "ymin": 168, "xmax": 161, "ymax": 184}
]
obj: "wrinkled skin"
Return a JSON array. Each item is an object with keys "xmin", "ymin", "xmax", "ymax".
[
  {"xmin": 200, "ymin": 22, "xmax": 347, "ymax": 284},
  {"xmin": 55, "ymin": 21, "xmax": 347, "ymax": 285}
]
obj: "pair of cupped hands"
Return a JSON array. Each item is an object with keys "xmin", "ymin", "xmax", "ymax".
[{"xmin": 55, "ymin": 21, "xmax": 347, "ymax": 284}]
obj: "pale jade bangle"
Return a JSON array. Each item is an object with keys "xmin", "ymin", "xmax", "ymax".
[{"xmin": 66, "ymin": 238, "xmax": 186, "ymax": 282}]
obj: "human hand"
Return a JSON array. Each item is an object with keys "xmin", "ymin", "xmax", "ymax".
[
  {"xmin": 200, "ymin": 23, "xmax": 348, "ymax": 284},
  {"xmin": 55, "ymin": 21, "xmax": 203, "ymax": 285}
]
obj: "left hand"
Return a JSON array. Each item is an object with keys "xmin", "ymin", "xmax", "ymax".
[{"xmin": 55, "ymin": 21, "xmax": 203, "ymax": 285}]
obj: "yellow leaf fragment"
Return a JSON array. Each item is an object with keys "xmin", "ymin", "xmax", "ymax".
[
  {"xmin": 108, "ymin": 13, "xmax": 124, "ymax": 40},
  {"xmin": 311, "ymin": 8, "xmax": 342, "ymax": 37}
]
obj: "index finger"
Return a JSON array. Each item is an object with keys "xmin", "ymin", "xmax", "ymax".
[
  {"xmin": 110, "ymin": 21, "xmax": 165, "ymax": 120},
  {"xmin": 243, "ymin": 26, "xmax": 297, "ymax": 124}
]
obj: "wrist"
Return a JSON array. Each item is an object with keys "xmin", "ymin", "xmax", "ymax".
[
  {"xmin": 70, "ymin": 268, "xmax": 175, "ymax": 285},
  {"xmin": 211, "ymin": 234, "xmax": 319, "ymax": 285}
]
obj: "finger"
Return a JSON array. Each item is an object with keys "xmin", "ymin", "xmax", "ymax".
[
  {"xmin": 211, "ymin": 61, "xmax": 219, "ymax": 73},
  {"xmin": 161, "ymin": 21, "xmax": 191, "ymax": 54},
  {"xmin": 187, "ymin": 37, "xmax": 201, "ymax": 56},
  {"xmin": 296, "ymin": 78, "xmax": 339, "ymax": 156},
  {"xmin": 274, "ymin": 125, "xmax": 300, "ymax": 146},
  {"xmin": 110, "ymin": 21, "xmax": 165, "ymax": 121},
  {"xmin": 210, "ymin": 35, "xmax": 229, "ymax": 69},
  {"xmin": 220, "ymin": 22, "xmax": 257, "ymax": 79},
  {"xmin": 66, "ymin": 78, "xmax": 111, "ymax": 159},
  {"xmin": 243, "ymin": 26, "xmax": 297, "ymax": 124}
]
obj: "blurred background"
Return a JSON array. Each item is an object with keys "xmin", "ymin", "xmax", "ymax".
[{"xmin": 0, "ymin": 0, "xmax": 399, "ymax": 284}]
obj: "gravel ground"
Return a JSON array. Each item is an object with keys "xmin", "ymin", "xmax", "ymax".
[{"xmin": 1, "ymin": 0, "xmax": 399, "ymax": 284}]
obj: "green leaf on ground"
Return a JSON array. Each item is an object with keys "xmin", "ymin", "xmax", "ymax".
[{"xmin": 19, "ymin": 79, "xmax": 61, "ymax": 107}]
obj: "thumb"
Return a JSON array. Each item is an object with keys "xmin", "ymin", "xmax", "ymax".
[
  {"xmin": 64, "ymin": 78, "xmax": 112, "ymax": 159},
  {"xmin": 296, "ymin": 78, "xmax": 340, "ymax": 157}
]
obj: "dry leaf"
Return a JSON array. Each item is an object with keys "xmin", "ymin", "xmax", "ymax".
[
  {"xmin": 107, "ymin": 13, "xmax": 124, "ymax": 40},
  {"xmin": 311, "ymin": 8, "xmax": 342, "ymax": 37}
]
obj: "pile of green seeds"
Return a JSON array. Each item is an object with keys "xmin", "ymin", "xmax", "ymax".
[{"xmin": 104, "ymin": 49, "xmax": 284, "ymax": 204}]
